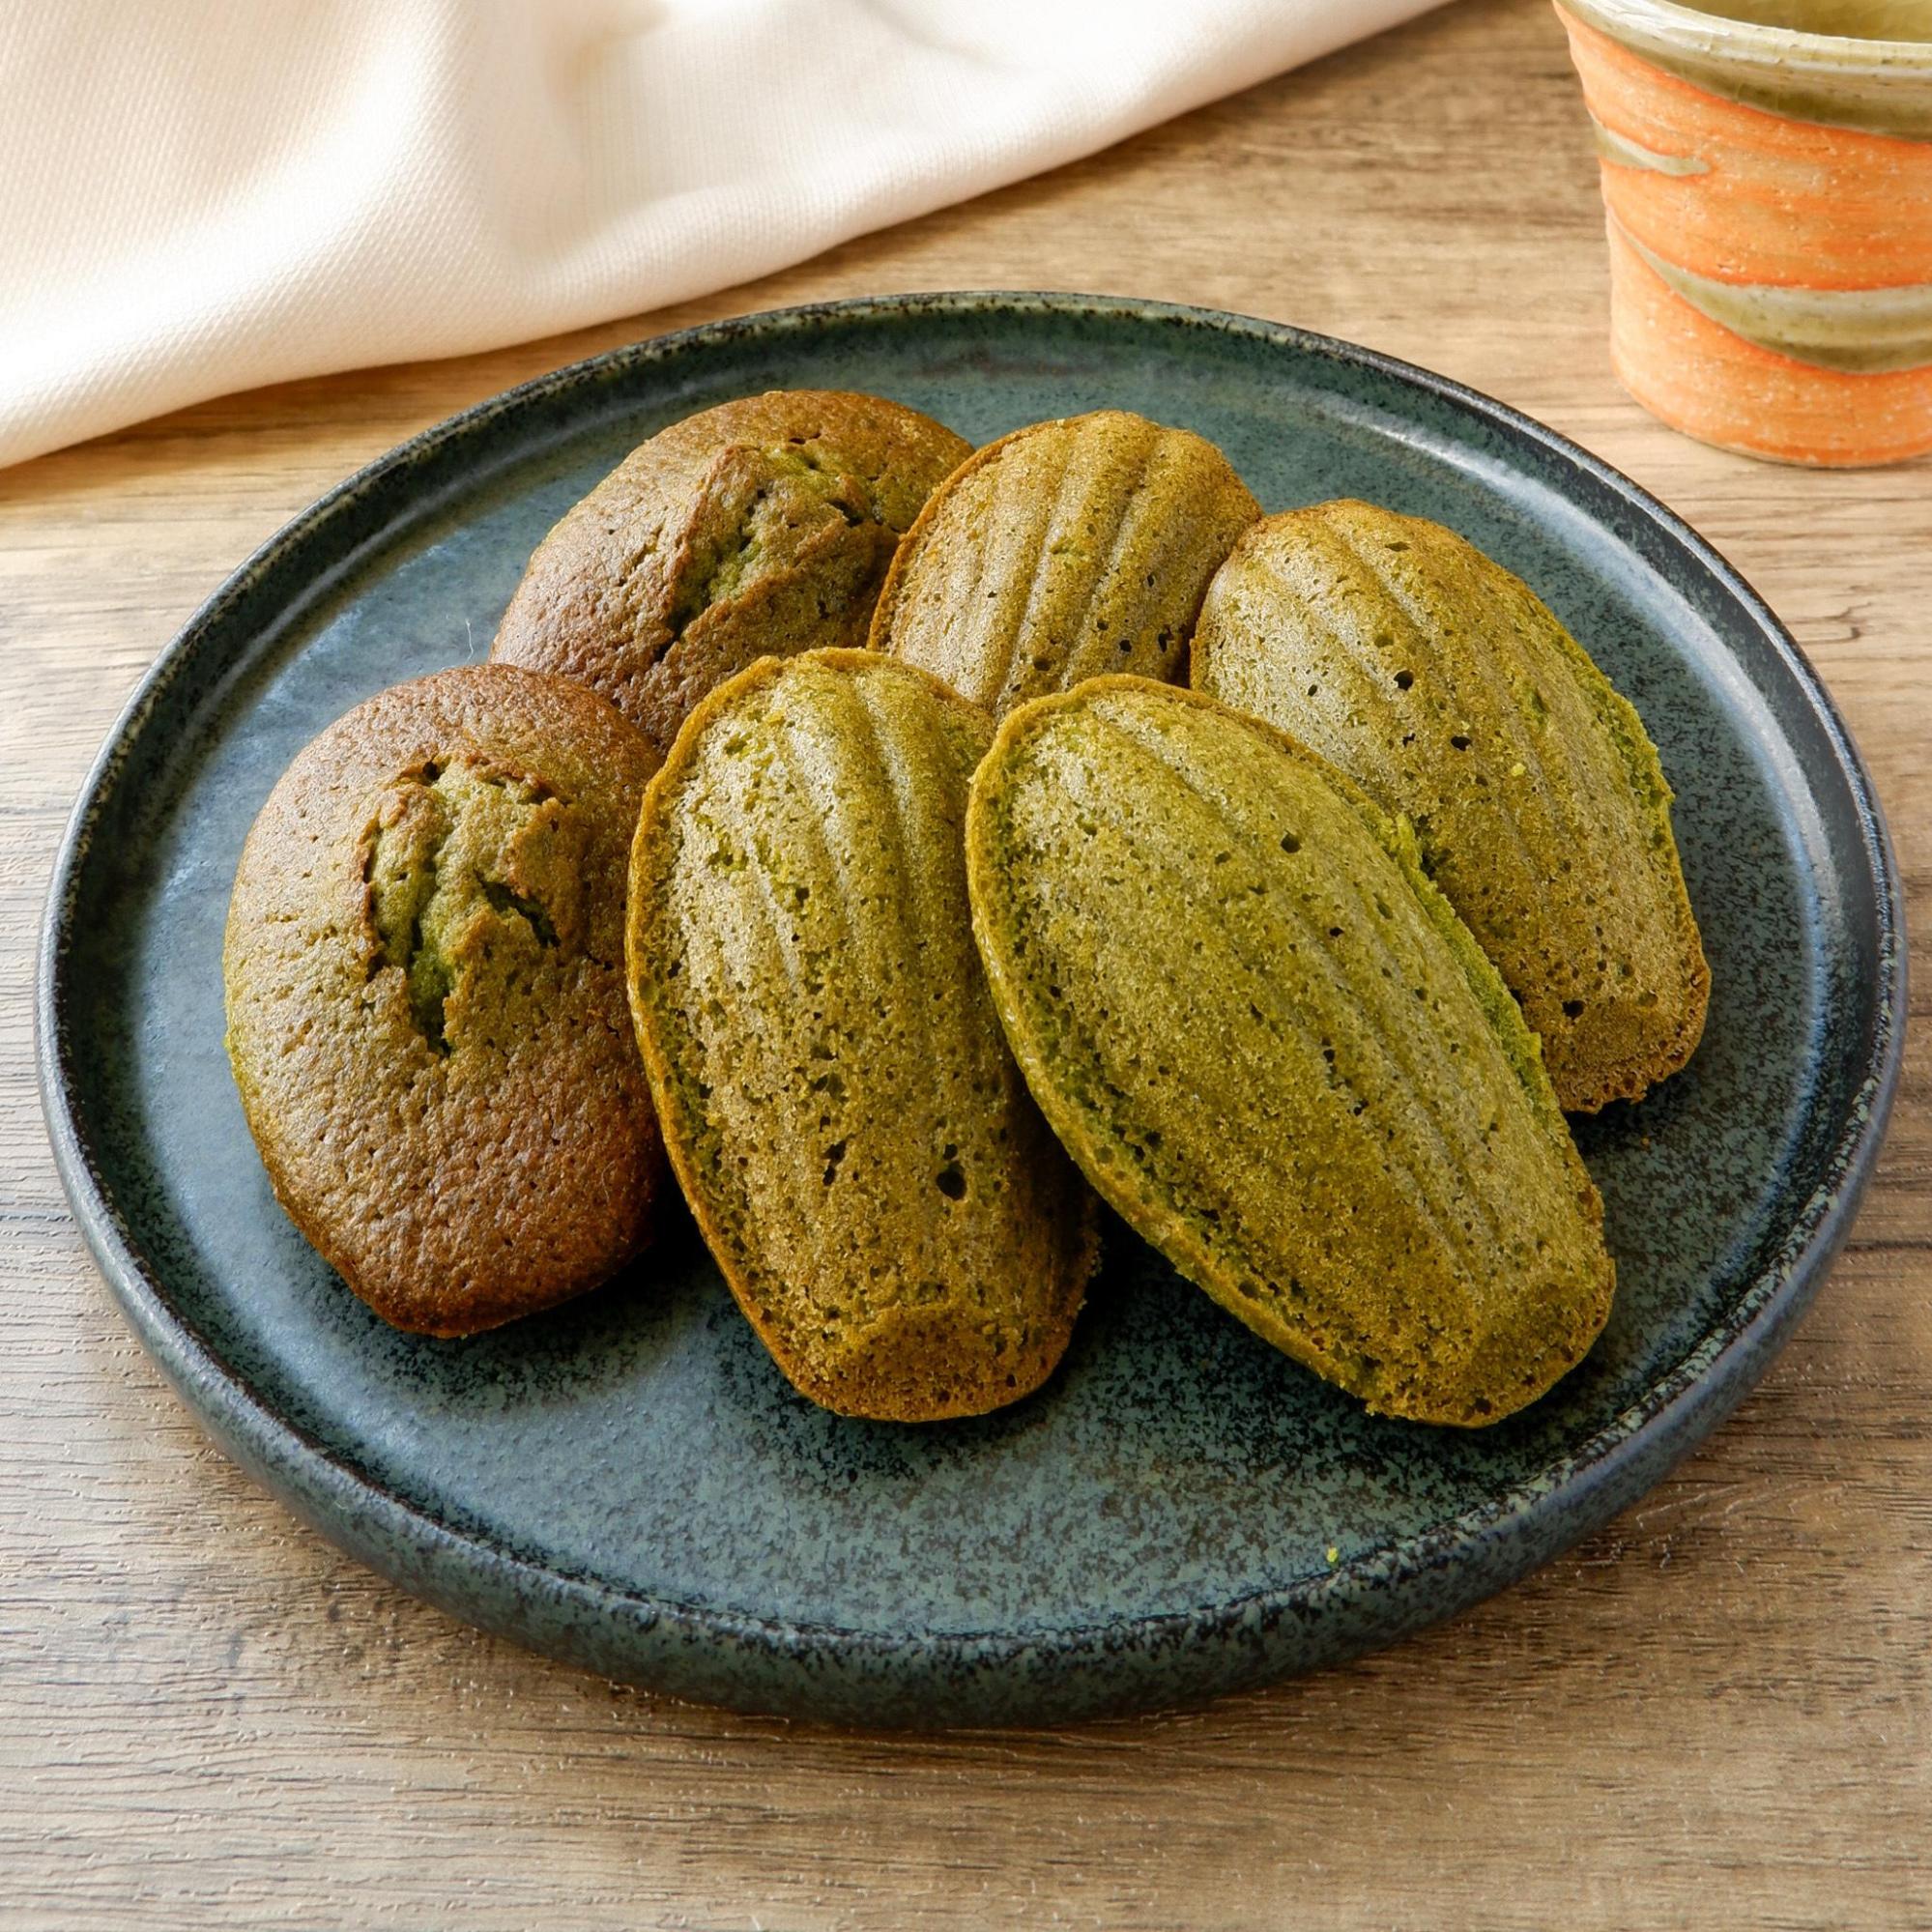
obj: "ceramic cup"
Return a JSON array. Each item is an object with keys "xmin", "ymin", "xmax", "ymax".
[{"xmin": 1556, "ymin": 0, "xmax": 1932, "ymax": 465}]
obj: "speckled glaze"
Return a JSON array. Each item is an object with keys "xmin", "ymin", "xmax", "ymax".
[
  {"xmin": 1559, "ymin": 0, "xmax": 1932, "ymax": 464},
  {"xmin": 38, "ymin": 294, "xmax": 1904, "ymax": 1728}
]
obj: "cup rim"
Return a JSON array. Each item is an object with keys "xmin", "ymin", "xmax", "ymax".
[{"xmin": 1562, "ymin": 0, "xmax": 1932, "ymax": 72}]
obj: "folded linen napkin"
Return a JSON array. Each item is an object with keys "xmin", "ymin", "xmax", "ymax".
[{"xmin": 0, "ymin": 0, "xmax": 1443, "ymax": 469}]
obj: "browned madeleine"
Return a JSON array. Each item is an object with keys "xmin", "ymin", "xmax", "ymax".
[
  {"xmin": 222, "ymin": 666, "xmax": 663, "ymax": 1336},
  {"xmin": 492, "ymin": 389, "xmax": 969, "ymax": 754}
]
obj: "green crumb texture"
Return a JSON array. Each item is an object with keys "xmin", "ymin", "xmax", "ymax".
[
  {"xmin": 493, "ymin": 389, "xmax": 972, "ymax": 756},
  {"xmin": 965, "ymin": 677, "xmax": 1616, "ymax": 1428},
  {"xmin": 626, "ymin": 649, "xmax": 1098, "ymax": 1423},
  {"xmin": 871, "ymin": 410, "xmax": 1258, "ymax": 718},
  {"xmin": 364, "ymin": 758, "xmax": 579, "ymax": 1054},
  {"xmin": 1193, "ymin": 499, "xmax": 1709, "ymax": 1111}
]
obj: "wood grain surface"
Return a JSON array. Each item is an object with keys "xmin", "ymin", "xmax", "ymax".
[{"xmin": 3, "ymin": 1, "xmax": 1927, "ymax": 1924}]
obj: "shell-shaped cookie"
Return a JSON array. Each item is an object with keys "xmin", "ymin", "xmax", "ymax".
[
  {"xmin": 223, "ymin": 667, "xmax": 663, "ymax": 1337},
  {"xmin": 1193, "ymin": 500, "xmax": 1708, "ymax": 1111},
  {"xmin": 493, "ymin": 389, "xmax": 970, "ymax": 754},
  {"xmin": 966, "ymin": 678, "xmax": 1614, "ymax": 1427},
  {"xmin": 870, "ymin": 410, "xmax": 1257, "ymax": 717},
  {"xmin": 627, "ymin": 649, "xmax": 1096, "ymax": 1422}
]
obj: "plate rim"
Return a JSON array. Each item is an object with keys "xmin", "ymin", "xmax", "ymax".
[{"xmin": 36, "ymin": 290, "xmax": 1908, "ymax": 1711}]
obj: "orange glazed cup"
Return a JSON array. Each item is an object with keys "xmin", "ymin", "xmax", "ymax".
[{"xmin": 1556, "ymin": 0, "xmax": 1932, "ymax": 465}]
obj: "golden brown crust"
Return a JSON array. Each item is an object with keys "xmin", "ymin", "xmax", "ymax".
[
  {"xmin": 626, "ymin": 649, "xmax": 1097, "ymax": 1422},
  {"xmin": 869, "ymin": 409, "xmax": 1258, "ymax": 717},
  {"xmin": 222, "ymin": 666, "xmax": 663, "ymax": 1337},
  {"xmin": 491, "ymin": 389, "xmax": 970, "ymax": 754}
]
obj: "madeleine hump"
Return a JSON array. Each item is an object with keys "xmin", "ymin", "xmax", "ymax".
[
  {"xmin": 493, "ymin": 389, "xmax": 970, "ymax": 753},
  {"xmin": 222, "ymin": 666, "xmax": 664, "ymax": 1337}
]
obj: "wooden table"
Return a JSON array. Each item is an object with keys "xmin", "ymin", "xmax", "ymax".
[{"xmin": 4, "ymin": 1, "xmax": 1927, "ymax": 1923}]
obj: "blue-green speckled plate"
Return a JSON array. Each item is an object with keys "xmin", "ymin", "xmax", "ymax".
[{"xmin": 38, "ymin": 295, "xmax": 1904, "ymax": 1726}]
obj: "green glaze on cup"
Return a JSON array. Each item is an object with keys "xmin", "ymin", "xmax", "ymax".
[{"xmin": 1565, "ymin": 0, "xmax": 1932, "ymax": 134}]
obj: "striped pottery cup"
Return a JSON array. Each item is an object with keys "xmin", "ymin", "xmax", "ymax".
[{"xmin": 1556, "ymin": 0, "xmax": 1932, "ymax": 465}]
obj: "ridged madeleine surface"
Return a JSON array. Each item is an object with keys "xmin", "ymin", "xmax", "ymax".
[
  {"xmin": 494, "ymin": 389, "xmax": 970, "ymax": 754},
  {"xmin": 627, "ymin": 649, "xmax": 1096, "ymax": 1422},
  {"xmin": 870, "ymin": 410, "xmax": 1257, "ymax": 717},
  {"xmin": 966, "ymin": 678, "xmax": 1614, "ymax": 1427},
  {"xmin": 1194, "ymin": 500, "xmax": 1708, "ymax": 1110}
]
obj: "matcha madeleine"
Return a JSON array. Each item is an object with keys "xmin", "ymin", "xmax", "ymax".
[
  {"xmin": 493, "ymin": 389, "xmax": 970, "ymax": 755},
  {"xmin": 966, "ymin": 678, "xmax": 1614, "ymax": 1427},
  {"xmin": 1194, "ymin": 500, "xmax": 1708, "ymax": 1111},
  {"xmin": 628, "ymin": 649, "xmax": 1096, "ymax": 1422},
  {"xmin": 223, "ymin": 667, "xmax": 664, "ymax": 1338},
  {"xmin": 870, "ymin": 410, "xmax": 1257, "ymax": 717}
]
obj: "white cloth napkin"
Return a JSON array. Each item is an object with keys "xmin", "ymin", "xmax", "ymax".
[{"xmin": 0, "ymin": 0, "xmax": 1442, "ymax": 470}]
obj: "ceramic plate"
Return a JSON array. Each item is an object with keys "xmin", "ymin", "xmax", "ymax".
[{"xmin": 39, "ymin": 295, "xmax": 1904, "ymax": 1726}]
